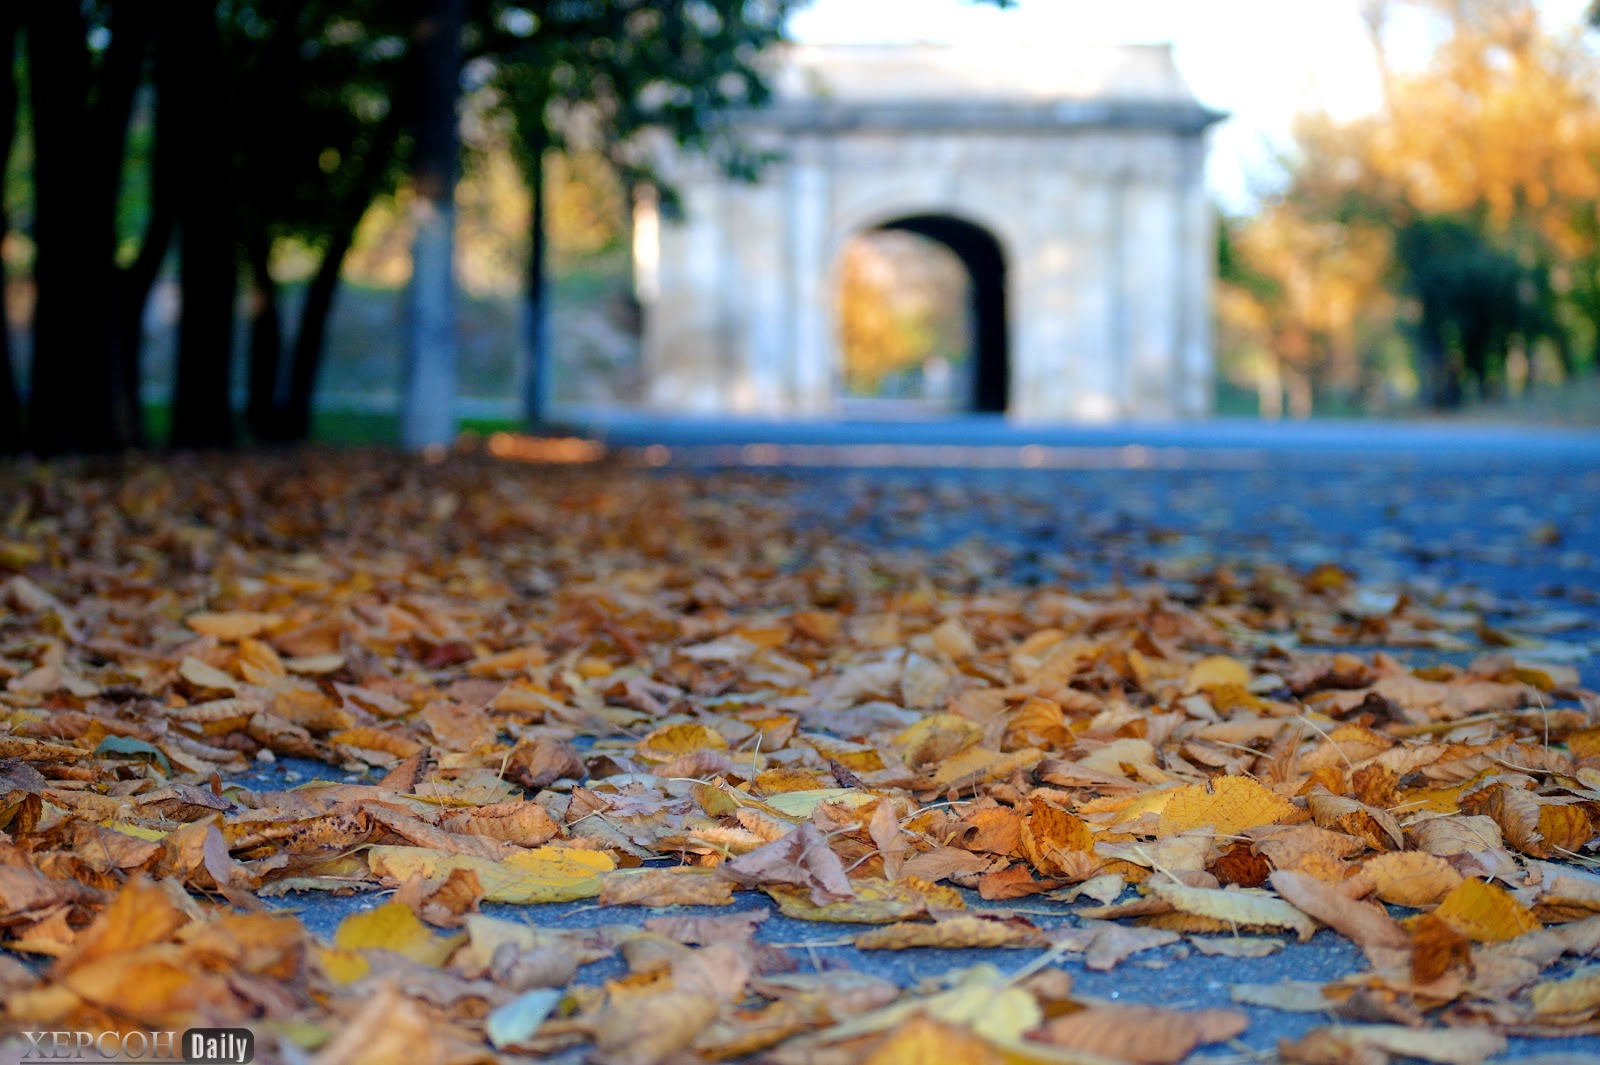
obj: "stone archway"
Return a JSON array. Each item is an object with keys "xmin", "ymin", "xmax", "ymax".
[
  {"xmin": 836, "ymin": 214, "xmax": 1009, "ymax": 415},
  {"xmin": 635, "ymin": 43, "xmax": 1223, "ymax": 422}
]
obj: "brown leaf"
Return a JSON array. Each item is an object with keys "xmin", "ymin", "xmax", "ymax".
[
  {"xmin": 438, "ymin": 800, "xmax": 559, "ymax": 847},
  {"xmin": 601, "ymin": 869, "xmax": 736, "ymax": 907},
  {"xmin": 719, "ymin": 822, "xmax": 854, "ymax": 905},
  {"xmin": 592, "ymin": 989, "xmax": 721, "ymax": 1065},
  {"xmin": 1411, "ymin": 913, "xmax": 1472, "ymax": 985},
  {"xmin": 1269, "ymin": 870, "xmax": 1408, "ymax": 960},
  {"xmin": 1029, "ymin": 1004, "xmax": 1247, "ymax": 1064}
]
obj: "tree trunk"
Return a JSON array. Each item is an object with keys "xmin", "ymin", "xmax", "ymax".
[
  {"xmin": 254, "ymin": 106, "xmax": 405, "ymax": 445},
  {"xmin": 24, "ymin": 4, "xmax": 123, "ymax": 454},
  {"xmin": 400, "ymin": 0, "xmax": 464, "ymax": 450},
  {"xmin": 244, "ymin": 229, "xmax": 283, "ymax": 443},
  {"xmin": 168, "ymin": 0, "xmax": 238, "ymax": 450},
  {"xmin": 521, "ymin": 125, "xmax": 553, "ymax": 429},
  {"xmin": 0, "ymin": 11, "xmax": 19, "ymax": 453},
  {"xmin": 275, "ymin": 223, "xmax": 358, "ymax": 443},
  {"xmin": 1416, "ymin": 302, "xmax": 1457, "ymax": 409},
  {"xmin": 112, "ymin": 7, "xmax": 181, "ymax": 449},
  {"xmin": 94, "ymin": 2, "xmax": 153, "ymax": 447}
]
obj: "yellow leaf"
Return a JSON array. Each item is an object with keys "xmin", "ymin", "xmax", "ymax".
[
  {"xmin": 761, "ymin": 788, "xmax": 874, "ymax": 818},
  {"xmin": 316, "ymin": 946, "xmax": 372, "ymax": 986},
  {"xmin": 1156, "ymin": 776, "xmax": 1297, "ymax": 837},
  {"xmin": 818, "ymin": 966, "xmax": 1046, "ymax": 1053},
  {"xmin": 636, "ymin": 723, "xmax": 728, "ymax": 761},
  {"xmin": 329, "ymin": 727, "xmax": 423, "ymax": 760},
  {"xmin": 1433, "ymin": 878, "xmax": 1542, "ymax": 942},
  {"xmin": 466, "ymin": 643, "xmax": 548, "ymax": 677},
  {"xmin": 367, "ymin": 845, "xmax": 614, "ymax": 903},
  {"xmin": 332, "ymin": 901, "xmax": 460, "ymax": 966},
  {"xmin": 1185, "ymin": 655, "xmax": 1252, "ymax": 693},
  {"xmin": 856, "ymin": 915, "xmax": 1045, "ymax": 951},
  {"xmin": 1531, "ymin": 966, "xmax": 1600, "ymax": 1018}
]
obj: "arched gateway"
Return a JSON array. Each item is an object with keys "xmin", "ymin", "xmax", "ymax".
[{"xmin": 634, "ymin": 44, "xmax": 1223, "ymax": 421}]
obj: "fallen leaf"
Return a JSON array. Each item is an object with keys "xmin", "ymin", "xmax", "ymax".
[
  {"xmin": 1156, "ymin": 775, "xmax": 1297, "ymax": 837},
  {"xmin": 1148, "ymin": 881, "xmax": 1318, "ymax": 941},
  {"xmin": 1361, "ymin": 850, "xmax": 1463, "ymax": 907},
  {"xmin": 1433, "ymin": 878, "xmax": 1542, "ymax": 942},
  {"xmin": 855, "ymin": 915, "xmax": 1045, "ymax": 950},
  {"xmin": 332, "ymin": 901, "xmax": 460, "ymax": 966},
  {"xmin": 1029, "ymin": 1004, "xmax": 1248, "ymax": 1064},
  {"xmin": 768, "ymin": 876, "xmax": 963, "ymax": 923},
  {"xmin": 1269, "ymin": 870, "xmax": 1409, "ymax": 954},
  {"xmin": 600, "ymin": 868, "xmax": 736, "ymax": 907},
  {"xmin": 719, "ymin": 822, "xmax": 854, "ymax": 905},
  {"xmin": 367, "ymin": 845, "xmax": 614, "ymax": 903},
  {"xmin": 1279, "ymin": 1023, "xmax": 1504, "ymax": 1064}
]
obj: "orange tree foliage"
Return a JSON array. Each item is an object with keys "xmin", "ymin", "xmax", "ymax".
[{"xmin": 1220, "ymin": 0, "xmax": 1600, "ymax": 414}]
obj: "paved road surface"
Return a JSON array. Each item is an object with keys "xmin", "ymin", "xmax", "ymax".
[{"xmin": 263, "ymin": 421, "xmax": 1600, "ymax": 1061}]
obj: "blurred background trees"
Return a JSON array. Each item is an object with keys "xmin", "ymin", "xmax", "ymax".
[
  {"xmin": 3, "ymin": 0, "xmax": 1600, "ymax": 452},
  {"xmin": 1219, "ymin": 0, "xmax": 1600, "ymax": 417},
  {"xmin": 0, "ymin": 0, "xmax": 796, "ymax": 454}
]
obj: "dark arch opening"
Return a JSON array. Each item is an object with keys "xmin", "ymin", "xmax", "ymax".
[{"xmin": 877, "ymin": 214, "xmax": 1008, "ymax": 414}]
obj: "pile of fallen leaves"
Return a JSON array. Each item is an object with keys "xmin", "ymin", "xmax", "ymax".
[{"xmin": 1, "ymin": 452, "xmax": 1598, "ymax": 1064}]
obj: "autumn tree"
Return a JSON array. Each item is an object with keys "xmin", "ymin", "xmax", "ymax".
[{"xmin": 1224, "ymin": 0, "xmax": 1600, "ymax": 412}]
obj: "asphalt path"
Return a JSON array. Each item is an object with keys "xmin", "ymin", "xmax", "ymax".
[{"xmin": 255, "ymin": 421, "xmax": 1600, "ymax": 1062}]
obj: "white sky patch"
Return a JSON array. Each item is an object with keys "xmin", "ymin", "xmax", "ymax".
[{"xmin": 787, "ymin": 0, "xmax": 1595, "ymax": 213}]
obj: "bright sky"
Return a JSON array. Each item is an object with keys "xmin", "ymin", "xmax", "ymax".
[{"xmin": 787, "ymin": 0, "xmax": 1595, "ymax": 212}]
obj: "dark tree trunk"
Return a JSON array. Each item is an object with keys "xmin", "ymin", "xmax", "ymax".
[
  {"xmin": 250, "ymin": 106, "xmax": 404, "ymax": 445},
  {"xmin": 93, "ymin": 2, "xmax": 153, "ymax": 447},
  {"xmin": 24, "ymin": 5, "xmax": 124, "ymax": 454},
  {"xmin": 522, "ymin": 126, "xmax": 552, "ymax": 429},
  {"xmin": 1416, "ymin": 303, "xmax": 1457, "ymax": 410},
  {"xmin": 111, "ymin": 7, "xmax": 181, "ymax": 449},
  {"xmin": 277, "ymin": 224, "xmax": 358, "ymax": 443},
  {"xmin": 244, "ymin": 229, "xmax": 283, "ymax": 442},
  {"xmin": 0, "ymin": 11, "xmax": 19, "ymax": 453},
  {"xmin": 168, "ymin": 0, "xmax": 237, "ymax": 449}
]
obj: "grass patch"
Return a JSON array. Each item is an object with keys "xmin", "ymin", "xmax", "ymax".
[{"xmin": 138, "ymin": 407, "xmax": 524, "ymax": 448}]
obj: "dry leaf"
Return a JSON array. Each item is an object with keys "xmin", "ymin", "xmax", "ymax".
[
  {"xmin": 1433, "ymin": 878, "xmax": 1543, "ymax": 942},
  {"xmin": 768, "ymin": 876, "xmax": 963, "ymax": 923},
  {"xmin": 367, "ymin": 845, "xmax": 614, "ymax": 903},
  {"xmin": 1029, "ymin": 1004, "xmax": 1248, "ymax": 1064},
  {"xmin": 600, "ymin": 868, "xmax": 736, "ymax": 907},
  {"xmin": 1148, "ymin": 881, "xmax": 1319, "ymax": 941},
  {"xmin": 1156, "ymin": 775, "xmax": 1297, "ymax": 836},
  {"xmin": 1279, "ymin": 1023, "xmax": 1505, "ymax": 1065},
  {"xmin": 855, "ymin": 915, "xmax": 1045, "ymax": 951},
  {"xmin": 1269, "ymin": 870, "xmax": 1409, "ymax": 954}
]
